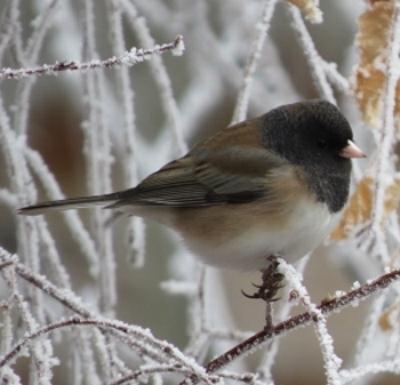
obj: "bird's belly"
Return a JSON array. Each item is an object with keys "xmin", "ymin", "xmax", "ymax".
[{"xmin": 179, "ymin": 198, "xmax": 336, "ymax": 271}]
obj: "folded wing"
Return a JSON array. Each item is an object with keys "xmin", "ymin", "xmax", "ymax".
[{"xmin": 111, "ymin": 120, "xmax": 287, "ymax": 209}]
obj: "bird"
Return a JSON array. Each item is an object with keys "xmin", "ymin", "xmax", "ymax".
[{"xmin": 19, "ymin": 100, "xmax": 365, "ymax": 273}]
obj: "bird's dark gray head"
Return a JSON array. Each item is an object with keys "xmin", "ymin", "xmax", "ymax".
[
  {"xmin": 261, "ymin": 100, "xmax": 356, "ymax": 212},
  {"xmin": 262, "ymin": 100, "xmax": 353, "ymax": 168}
]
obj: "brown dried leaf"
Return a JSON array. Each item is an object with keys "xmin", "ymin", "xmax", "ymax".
[
  {"xmin": 331, "ymin": 177, "xmax": 373, "ymax": 240},
  {"xmin": 367, "ymin": 0, "xmax": 394, "ymax": 5},
  {"xmin": 353, "ymin": 1, "xmax": 400, "ymax": 125},
  {"xmin": 379, "ymin": 310, "xmax": 393, "ymax": 331},
  {"xmin": 384, "ymin": 178, "xmax": 400, "ymax": 212},
  {"xmin": 331, "ymin": 176, "xmax": 400, "ymax": 240},
  {"xmin": 287, "ymin": 0, "xmax": 322, "ymax": 23},
  {"xmin": 379, "ymin": 301, "xmax": 399, "ymax": 331}
]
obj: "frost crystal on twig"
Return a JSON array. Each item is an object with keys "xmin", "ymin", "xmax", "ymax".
[{"xmin": 0, "ymin": 35, "xmax": 184, "ymax": 80}]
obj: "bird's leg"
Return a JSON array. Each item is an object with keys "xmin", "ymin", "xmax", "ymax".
[{"xmin": 241, "ymin": 256, "xmax": 285, "ymax": 332}]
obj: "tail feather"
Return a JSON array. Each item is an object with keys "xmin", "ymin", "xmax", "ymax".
[{"xmin": 18, "ymin": 193, "xmax": 117, "ymax": 216}]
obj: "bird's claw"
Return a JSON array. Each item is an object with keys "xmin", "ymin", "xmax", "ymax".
[
  {"xmin": 241, "ymin": 260, "xmax": 285, "ymax": 303},
  {"xmin": 241, "ymin": 289, "xmax": 260, "ymax": 299}
]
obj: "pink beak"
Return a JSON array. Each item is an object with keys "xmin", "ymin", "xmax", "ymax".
[{"xmin": 339, "ymin": 140, "xmax": 366, "ymax": 159}]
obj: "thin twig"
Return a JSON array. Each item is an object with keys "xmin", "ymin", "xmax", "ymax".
[
  {"xmin": 0, "ymin": 35, "xmax": 184, "ymax": 80},
  {"xmin": 0, "ymin": 317, "xmax": 214, "ymax": 385},
  {"xmin": 109, "ymin": 365, "xmax": 193, "ymax": 385},
  {"xmin": 287, "ymin": 4, "xmax": 335, "ymax": 103},
  {"xmin": 24, "ymin": 147, "xmax": 100, "ymax": 277},
  {"xmin": 83, "ymin": 0, "xmax": 116, "ymax": 316},
  {"xmin": 107, "ymin": 0, "xmax": 145, "ymax": 269},
  {"xmin": 231, "ymin": 0, "xmax": 278, "ymax": 124},
  {"xmin": 321, "ymin": 61, "xmax": 350, "ymax": 93},
  {"xmin": 121, "ymin": 0, "xmax": 187, "ymax": 154},
  {"xmin": 278, "ymin": 259, "xmax": 341, "ymax": 385},
  {"xmin": 340, "ymin": 359, "xmax": 400, "ymax": 384},
  {"xmin": 370, "ymin": 3, "xmax": 400, "ymax": 265}
]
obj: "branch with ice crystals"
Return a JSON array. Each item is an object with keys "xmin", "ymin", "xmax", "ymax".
[
  {"xmin": 287, "ymin": 4, "xmax": 335, "ymax": 104},
  {"xmin": 0, "ymin": 317, "xmax": 215, "ymax": 385},
  {"xmin": 3, "ymin": 224, "xmax": 400, "ymax": 385},
  {"xmin": 321, "ymin": 61, "xmax": 350, "ymax": 94},
  {"xmin": 0, "ymin": 35, "xmax": 184, "ymax": 80},
  {"xmin": 0, "ymin": 246, "xmax": 93, "ymax": 318},
  {"xmin": 107, "ymin": 0, "xmax": 146, "ymax": 269},
  {"xmin": 121, "ymin": 0, "xmax": 187, "ymax": 155},
  {"xmin": 353, "ymin": 292, "xmax": 386, "ymax": 366},
  {"xmin": 24, "ymin": 147, "xmax": 99, "ymax": 277},
  {"xmin": 370, "ymin": 3, "xmax": 400, "ymax": 265},
  {"xmin": 340, "ymin": 359, "xmax": 400, "ymax": 384},
  {"xmin": 199, "ymin": 268, "xmax": 400, "ymax": 376},
  {"xmin": 109, "ymin": 364, "xmax": 199, "ymax": 385},
  {"xmin": 0, "ymin": 249, "xmax": 213, "ymax": 384},
  {"xmin": 278, "ymin": 259, "xmax": 342, "ymax": 385},
  {"xmin": 288, "ymin": 0, "xmax": 323, "ymax": 24},
  {"xmin": 231, "ymin": 0, "xmax": 278, "ymax": 124},
  {"xmin": 257, "ymin": 255, "xmax": 310, "ymax": 381},
  {"xmin": 173, "ymin": 267, "xmax": 400, "ymax": 385}
]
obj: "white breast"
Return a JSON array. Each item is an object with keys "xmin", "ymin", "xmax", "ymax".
[{"xmin": 185, "ymin": 198, "xmax": 337, "ymax": 271}]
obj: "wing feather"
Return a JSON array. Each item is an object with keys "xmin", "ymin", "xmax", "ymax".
[{"xmin": 110, "ymin": 120, "xmax": 288, "ymax": 209}]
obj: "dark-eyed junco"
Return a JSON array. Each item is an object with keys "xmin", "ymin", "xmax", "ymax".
[{"xmin": 19, "ymin": 100, "xmax": 365, "ymax": 271}]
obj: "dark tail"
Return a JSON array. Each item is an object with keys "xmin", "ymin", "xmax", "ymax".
[{"xmin": 18, "ymin": 193, "xmax": 118, "ymax": 216}]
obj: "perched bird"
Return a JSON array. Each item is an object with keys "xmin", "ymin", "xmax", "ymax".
[{"xmin": 19, "ymin": 100, "xmax": 365, "ymax": 272}]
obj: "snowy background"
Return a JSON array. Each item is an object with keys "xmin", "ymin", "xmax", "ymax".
[{"xmin": 0, "ymin": 0, "xmax": 400, "ymax": 384}]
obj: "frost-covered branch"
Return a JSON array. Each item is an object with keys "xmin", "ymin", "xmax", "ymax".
[
  {"xmin": 340, "ymin": 359, "xmax": 400, "ymax": 384},
  {"xmin": 231, "ymin": 0, "xmax": 278, "ymax": 124},
  {"xmin": 370, "ymin": 3, "xmax": 400, "ymax": 261},
  {"xmin": 0, "ymin": 35, "xmax": 184, "ymax": 80},
  {"xmin": 7, "ymin": 244, "xmax": 400, "ymax": 384},
  {"xmin": 107, "ymin": 0, "xmax": 146, "ymax": 269},
  {"xmin": 287, "ymin": 4, "xmax": 335, "ymax": 103},
  {"xmin": 121, "ymin": 0, "xmax": 187, "ymax": 155},
  {"xmin": 0, "ymin": 316, "xmax": 214, "ymax": 385},
  {"xmin": 278, "ymin": 259, "xmax": 341, "ymax": 385},
  {"xmin": 109, "ymin": 365, "xmax": 194, "ymax": 385},
  {"xmin": 0, "ymin": 249, "xmax": 212, "ymax": 384},
  {"xmin": 203, "ymin": 268, "xmax": 400, "ymax": 375},
  {"xmin": 321, "ymin": 61, "xmax": 350, "ymax": 94},
  {"xmin": 24, "ymin": 147, "xmax": 100, "ymax": 276}
]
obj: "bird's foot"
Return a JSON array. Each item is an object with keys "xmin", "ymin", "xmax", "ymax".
[
  {"xmin": 241, "ymin": 256, "xmax": 285, "ymax": 332},
  {"xmin": 242, "ymin": 258, "xmax": 285, "ymax": 302}
]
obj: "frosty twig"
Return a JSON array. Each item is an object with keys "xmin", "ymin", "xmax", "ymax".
[
  {"xmin": 231, "ymin": 0, "xmax": 278, "ymax": 124},
  {"xmin": 0, "ymin": 35, "xmax": 184, "ymax": 80},
  {"xmin": 203, "ymin": 268, "xmax": 400, "ymax": 374},
  {"xmin": 370, "ymin": 3, "xmax": 400, "ymax": 266}
]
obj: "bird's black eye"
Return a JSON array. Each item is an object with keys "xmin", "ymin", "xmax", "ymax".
[{"xmin": 317, "ymin": 138, "xmax": 327, "ymax": 149}]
